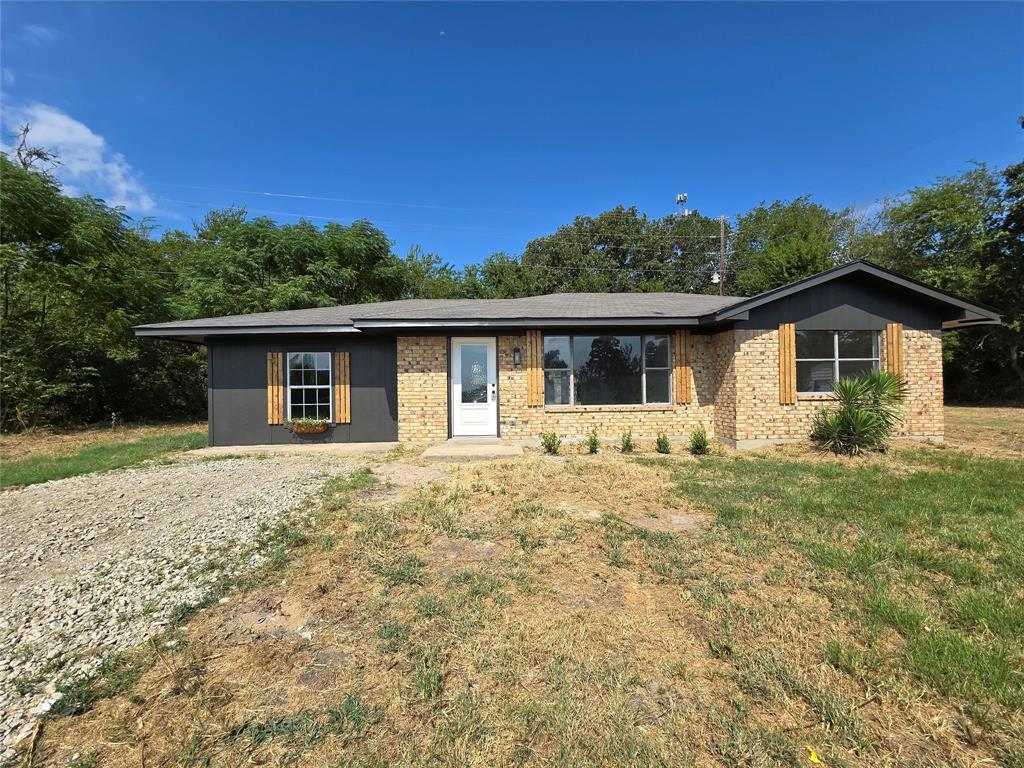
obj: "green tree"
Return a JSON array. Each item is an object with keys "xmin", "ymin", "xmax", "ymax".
[
  {"xmin": 729, "ymin": 197, "xmax": 853, "ymax": 296},
  {"xmin": 520, "ymin": 205, "xmax": 724, "ymax": 295},
  {"xmin": 0, "ymin": 156, "xmax": 204, "ymax": 428},
  {"xmin": 858, "ymin": 163, "xmax": 1022, "ymax": 400},
  {"xmin": 167, "ymin": 210, "xmax": 406, "ymax": 318}
]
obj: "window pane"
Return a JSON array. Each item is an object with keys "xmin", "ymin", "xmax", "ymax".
[
  {"xmin": 544, "ymin": 370, "xmax": 571, "ymax": 405},
  {"xmin": 543, "ymin": 336, "xmax": 571, "ymax": 369},
  {"xmin": 644, "ymin": 335, "xmax": 669, "ymax": 368},
  {"xmin": 315, "ymin": 352, "xmax": 330, "ymax": 370},
  {"xmin": 316, "ymin": 405, "xmax": 330, "ymax": 420},
  {"xmin": 797, "ymin": 360, "xmax": 834, "ymax": 393},
  {"xmin": 316, "ymin": 369, "xmax": 330, "ymax": 385},
  {"xmin": 461, "ymin": 344, "xmax": 488, "ymax": 403},
  {"xmin": 290, "ymin": 405, "xmax": 303, "ymax": 419},
  {"xmin": 839, "ymin": 360, "xmax": 878, "ymax": 380},
  {"xmin": 573, "ymin": 335, "xmax": 642, "ymax": 405},
  {"xmin": 317, "ymin": 388, "xmax": 330, "ymax": 403},
  {"xmin": 837, "ymin": 330, "xmax": 877, "ymax": 359},
  {"xmin": 645, "ymin": 370, "xmax": 670, "ymax": 403},
  {"xmin": 289, "ymin": 369, "xmax": 302, "ymax": 386},
  {"xmin": 292, "ymin": 388, "xmax": 305, "ymax": 405},
  {"xmin": 795, "ymin": 330, "xmax": 834, "ymax": 359}
]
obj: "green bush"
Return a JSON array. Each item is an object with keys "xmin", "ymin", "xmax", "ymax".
[
  {"xmin": 620, "ymin": 429, "xmax": 635, "ymax": 454},
  {"xmin": 689, "ymin": 424, "xmax": 709, "ymax": 455},
  {"xmin": 655, "ymin": 432, "xmax": 671, "ymax": 454},
  {"xmin": 811, "ymin": 370, "xmax": 906, "ymax": 455},
  {"xmin": 540, "ymin": 431, "xmax": 561, "ymax": 455},
  {"xmin": 585, "ymin": 427, "xmax": 601, "ymax": 454}
]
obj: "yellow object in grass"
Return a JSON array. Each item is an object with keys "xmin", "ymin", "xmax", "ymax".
[{"xmin": 805, "ymin": 746, "xmax": 824, "ymax": 765}]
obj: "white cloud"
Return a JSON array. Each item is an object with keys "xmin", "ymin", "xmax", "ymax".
[
  {"xmin": 2, "ymin": 68, "xmax": 14, "ymax": 86},
  {"xmin": 3, "ymin": 102, "xmax": 154, "ymax": 212},
  {"xmin": 21, "ymin": 24, "xmax": 57, "ymax": 46}
]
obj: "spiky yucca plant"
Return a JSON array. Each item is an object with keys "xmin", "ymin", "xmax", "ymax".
[{"xmin": 811, "ymin": 370, "xmax": 906, "ymax": 455}]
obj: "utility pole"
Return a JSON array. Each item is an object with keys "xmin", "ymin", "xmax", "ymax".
[{"xmin": 718, "ymin": 216, "xmax": 726, "ymax": 296}]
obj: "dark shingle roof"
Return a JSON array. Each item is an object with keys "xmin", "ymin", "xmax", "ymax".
[{"xmin": 136, "ymin": 292, "xmax": 747, "ymax": 335}]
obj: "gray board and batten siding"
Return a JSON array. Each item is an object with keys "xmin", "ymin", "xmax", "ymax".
[{"xmin": 206, "ymin": 335, "xmax": 397, "ymax": 446}]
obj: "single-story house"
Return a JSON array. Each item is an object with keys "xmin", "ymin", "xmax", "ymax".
[{"xmin": 136, "ymin": 260, "xmax": 1001, "ymax": 448}]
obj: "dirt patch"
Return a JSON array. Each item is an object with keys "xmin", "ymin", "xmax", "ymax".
[
  {"xmin": 422, "ymin": 536, "xmax": 508, "ymax": 577},
  {"xmin": 371, "ymin": 462, "xmax": 449, "ymax": 487},
  {"xmin": 626, "ymin": 510, "xmax": 707, "ymax": 535},
  {"xmin": 214, "ymin": 593, "xmax": 316, "ymax": 643}
]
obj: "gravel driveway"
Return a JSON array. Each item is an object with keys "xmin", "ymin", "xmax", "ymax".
[{"xmin": 0, "ymin": 455, "xmax": 349, "ymax": 755}]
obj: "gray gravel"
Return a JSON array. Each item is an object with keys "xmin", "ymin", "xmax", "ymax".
[{"xmin": 0, "ymin": 455, "xmax": 348, "ymax": 756}]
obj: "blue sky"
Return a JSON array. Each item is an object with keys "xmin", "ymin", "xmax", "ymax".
[{"xmin": 2, "ymin": 2, "xmax": 1021, "ymax": 267}]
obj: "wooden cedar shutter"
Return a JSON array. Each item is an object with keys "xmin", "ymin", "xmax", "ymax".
[
  {"xmin": 333, "ymin": 351, "xmax": 351, "ymax": 423},
  {"xmin": 266, "ymin": 352, "xmax": 285, "ymax": 424},
  {"xmin": 526, "ymin": 330, "xmax": 544, "ymax": 407},
  {"xmin": 778, "ymin": 323, "xmax": 797, "ymax": 405},
  {"xmin": 885, "ymin": 323, "xmax": 904, "ymax": 377},
  {"xmin": 673, "ymin": 329, "xmax": 692, "ymax": 404}
]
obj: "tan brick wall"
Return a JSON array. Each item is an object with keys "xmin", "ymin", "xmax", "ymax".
[
  {"xmin": 393, "ymin": 328, "xmax": 944, "ymax": 445},
  {"xmin": 396, "ymin": 336, "xmax": 448, "ymax": 441},
  {"xmin": 891, "ymin": 329, "xmax": 944, "ymax": 437},
  {"xmin": 720, "ymin": 327, "xmax": 944, "ymax": 445},
  {"xmin": 496, "ymin": 334, "xmax": 716, "ymax": 440}
]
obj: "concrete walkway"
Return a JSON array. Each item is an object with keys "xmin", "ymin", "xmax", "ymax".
[{"xmin": 420, "ymin": 439, "xmax": 523, "ymax": 461}]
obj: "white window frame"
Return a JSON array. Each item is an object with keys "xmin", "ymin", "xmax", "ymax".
[
  {"xmin": 542, "ymin": 334, "xmax": 673, "ymax": 406},
  {"xmin": 795, "ymin": 331, "xmax": 880, "ymax": 394},
  {"xmin": 286, "ymin": 352, "xmax": 333, "ymax": 421}
]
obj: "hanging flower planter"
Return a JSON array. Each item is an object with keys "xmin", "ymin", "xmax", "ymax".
[{"xmin": 285, "ymin": 418, "xmax": 330, "ymax": 435}]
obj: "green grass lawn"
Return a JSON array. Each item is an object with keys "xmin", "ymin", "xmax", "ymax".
[
  {"xmin": 667, "ymin": 447, "xmax": 1024, "ymax": 734},
  {"xmin": 0, "ymin": 430, "xmax": 207, "ymax": 488}
]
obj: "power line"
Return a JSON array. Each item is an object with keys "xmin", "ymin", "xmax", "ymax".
[{"xmin": 150, "ymin": 182, "xmax": 553, "ymax": 217}]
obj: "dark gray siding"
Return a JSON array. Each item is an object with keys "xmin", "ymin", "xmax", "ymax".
[
  {"xmin": 734, "ymin": 273, "xmax": 946, "ymax": 330},
  {"xmin": 207, "ymin": 335, "xmax": 397, "ymax": 446}
]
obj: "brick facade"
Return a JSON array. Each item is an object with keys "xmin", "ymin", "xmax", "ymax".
[
  {"xmin": 395, "ymin": 329, "xmax": 945, "ymax": 445},
  {"xmin": 396, "ymin": 336, "xmax": 448, "ymax": 441},
  {"xmin": 496, "ymin": 334, "xmax": 715, "ymax": 440}
]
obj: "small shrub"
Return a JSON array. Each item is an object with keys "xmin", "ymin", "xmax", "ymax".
[
  {"xmin": 540, "ymin": 431, "xmax": 561, "ymax": 455},
  {"xmin": 585, "ymin": 427, "xmax": 601, "ymax": 454},
  {"xmin": 689, "ymin": 424, "xmax": 709, "ymax": 455},
  {"xmin": 655, "ymin": 432, "xmax": 671, "ymax": 454},
  {"xmin": 811, "ymin": 371, "xmax": 905, "ymax": 455},
  {"xmin": 620, "ymin": 430, "xmax": 635, "ymax": 453}
]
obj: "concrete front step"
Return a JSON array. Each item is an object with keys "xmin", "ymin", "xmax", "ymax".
[{"xmin": 420, "ymin": 438, "xmax": 523, "ymax": 461}]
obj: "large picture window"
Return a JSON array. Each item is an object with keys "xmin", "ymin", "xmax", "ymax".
[
  {"xmin": 796, "ymin": 331, "xmax": 879, "ymax": 393},
  {"xmin": 287, "ymin": 352, "xmax": 332, "ymax": 420},
  {"xmin": 543, "ymin": 334, "xmax": 671, "ymax": 406}
]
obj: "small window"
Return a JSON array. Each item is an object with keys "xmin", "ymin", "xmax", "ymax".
[
  {"xmin": 542, "ymin": 333, "xmax": 672, "ymax": 406},
  {"xmin": 287, "ymin": 352, "xmax": 332, "ymax": 420},
  {"xmin": 796, "ymin": 331, "xmax": 879, "ymax": 393}
]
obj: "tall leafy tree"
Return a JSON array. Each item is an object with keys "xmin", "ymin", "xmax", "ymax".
[
  {"xmin": 858, "ymin": 163, "xmax": 1022, "ymax": 400},
  {"xmin": 0, "ymin": 156, "xmax": 205, "ymax": 428},
  {"xmin": 728, "ymin": 197, "xmax": 854, "ymax": 296},
  {"xmin": 167, "ymin": 210, "xmax": 406, "ymax": 318},
  {"xmin": 520, "ymin": 206, "xmax": 724, "ymax": 295}
]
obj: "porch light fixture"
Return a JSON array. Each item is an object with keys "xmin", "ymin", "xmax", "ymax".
[{"xmin": 512, "ymin": 347, "xmax": 522, "ymax": 366}]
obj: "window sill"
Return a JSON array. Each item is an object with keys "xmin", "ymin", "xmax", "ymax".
[
  {"xmin": 797, "ymin": 393, "xmax": 837, "ymax": 401},
  {"xmin": 544, "ymin": 404, "xmax": 677, "ymax": 413}
]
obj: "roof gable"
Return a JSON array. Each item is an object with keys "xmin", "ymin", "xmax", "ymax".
[{"xmin": 709, "ymin": 260, "xmax": 1001, "ymax": 329}]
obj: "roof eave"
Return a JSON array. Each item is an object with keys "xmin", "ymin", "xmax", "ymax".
[
  {"xmin": 135, "ymin": 325, "xmax": 362, "ymax": 339},
  {"xmin": 706, "ymin": 260, "xmax": 1002, "ymax": 325}
]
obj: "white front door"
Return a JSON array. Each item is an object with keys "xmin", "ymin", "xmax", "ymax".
[{"xmin": 451, "ymin": 337, "xmax": 498, "ymax": 437}]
